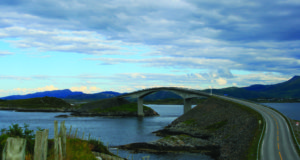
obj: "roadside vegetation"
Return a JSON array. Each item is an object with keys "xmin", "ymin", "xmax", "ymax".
[{"xmin": 0, "ymin": 124, "xmax": 113, "ymax": 160}]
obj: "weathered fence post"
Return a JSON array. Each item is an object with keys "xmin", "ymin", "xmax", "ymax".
[
  {"xmin": 54, "ymin": 120, "xmax": 59, "ymax": 160},
  {"xmin": 58, "ymin": 137, "xmax": 63, "ymax": 160},
  {"xmin": 59, "ymin": 121, "xmax": 67, "ymax": 158},
  {"xmin": 2, "ymin": 137, "xmax": 26, "ymax": 160},
  {"xmin": 34, "ymin": 129, "xmax": 49, "ymax": 160}
]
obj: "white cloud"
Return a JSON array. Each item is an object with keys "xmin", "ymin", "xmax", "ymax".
[
  {"xmin": 70, "ymin": 86, "xmax": 103, "ymax": 93},
  {"xmin": 0, "ymin": 51, "xmax": 13, "ymax": 56},
  {"xmin": 215, "ymin": 78, "xmax": 227, "ymax": 86},
  {"xmin": 6, "ymin": 85, "xmax": 59, "ymax": 96}
]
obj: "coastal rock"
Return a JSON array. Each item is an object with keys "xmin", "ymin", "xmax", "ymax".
[
  {"xmin": 55, "ymin": 114, "xmax": 69, "ymax": 118},
  {"xmin": 117, "ymin": 135, "xmax": 220, "ymax": 159}
]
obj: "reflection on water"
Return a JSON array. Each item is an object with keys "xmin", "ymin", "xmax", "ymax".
[{"xmin": 0, "ymin": 104, "xmax": 211, "ymax": 160}]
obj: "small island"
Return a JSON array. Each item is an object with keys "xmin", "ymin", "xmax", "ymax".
[
  {"xmin": 0, "ymin": 96, "xmax": 159, "ymax": 117},
  {"xmin": 71, "ymin": 97, "xmax": 159, "ymax": 117},
  {"xmin": 0, "ymin": 96, "xmax": 73, "ymax": 112}
]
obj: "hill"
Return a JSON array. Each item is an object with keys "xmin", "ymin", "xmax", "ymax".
[
  {"xmin": 202, "ymin": 76, "xmax": 300, "ymax": 99},
  {"xmin": 65, "ymin": 91, "xmax": 121, "ymax": 100},
  {"xmin": 1, "ymin": 89, "xmax": 83, "ymax": 100},
  {"xmin": 244, "ymin": 75, "xmax": 300, "ymax": 98},
  {"xmin": 0, "ymin": 96, "xmax": 72, "ymax": 110},
  {"xmin": 1, "ymin": 75, "xmax": 299, "ymax": 101}
]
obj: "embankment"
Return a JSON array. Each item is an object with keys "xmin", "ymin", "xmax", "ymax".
[{"xmin": 118, "ymin": 97, "xmax": 262, "ymax": 160}]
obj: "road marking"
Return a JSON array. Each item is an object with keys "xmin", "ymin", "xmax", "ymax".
[
  {"xmin": 278, "ymin": 143, "xmax": 280, "ymax": 150},
  {"xmin": 277, "ymin": 135, "xmax": 279, "ymax": 141},
  {"xmin": 279, "ymin": 151, "xmax": 283, "ymax": 160}
]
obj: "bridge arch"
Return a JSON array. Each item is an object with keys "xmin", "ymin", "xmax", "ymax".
[{"xmin": 118, "ymin": 87, "xmax": 211, "ymax": 116}]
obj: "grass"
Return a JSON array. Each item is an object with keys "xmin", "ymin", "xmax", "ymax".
[
  {"xmin": 182, "ymin": 119, "xmax": 196, "ymax": 125},
  {"xmin": 0, "ymin": 97, "xmax": 71, "ymax": 109},
  {"xmin": 205, "ymin": 120, "xmax": 228, "ymax": 132},
  {"xmin": 92, "ymin": 102, "xmax": 152, "ymax": 113},
  {"xmin": 0, "ymin": 124, "xmax": 114, "ymax": 160}
]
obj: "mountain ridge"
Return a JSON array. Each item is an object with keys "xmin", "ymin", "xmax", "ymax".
[{"xmin": 1, "ymin": 76, "xmax": 299, "ymax": 100}]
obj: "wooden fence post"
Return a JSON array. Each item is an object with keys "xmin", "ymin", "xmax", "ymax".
[
  {"xmin": 58, "ymin": 137, "xmax": 63, "ymax": 160},
  {"xmin": 34, "ymin": 129, "xmax": 49, "ymax": 160},
  {"xmin": 43, "ymin": 129, "xmax": 49, "ymax": 160},
  {"xmin": 59, "ymin": 121, "xmax": 67, "ymax": 158},
  {"xmin": 54, "ymin": 120, "xmax": 59, "ymax": 160},
  {"xmin": 2, "ymin": 137, "xmax": 26, "ymax": 160}
]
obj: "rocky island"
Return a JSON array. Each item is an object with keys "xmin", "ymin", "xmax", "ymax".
[{"xmin": 117, "ymin": 97, "xmax": 263, "ymax": 160}]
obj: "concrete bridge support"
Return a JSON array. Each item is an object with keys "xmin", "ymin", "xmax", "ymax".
[
  {"xmin": 184, "ymin": 98, "xmax": 192, "ymax": 113},
  {"xmin": 137, "ymin": 97, "xmax": 144, "ymax": 117}
]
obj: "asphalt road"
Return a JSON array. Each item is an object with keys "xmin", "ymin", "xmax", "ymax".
[{"xmin": 217, "ymin": 95, "xmax": 300, "ymax": 160}]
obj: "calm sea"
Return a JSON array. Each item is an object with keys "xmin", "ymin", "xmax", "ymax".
[
  {"xmin": 263, "ymin": 103, "xmax": 300, "ymax": 120},
  {"xmin": 2, "ymin": 103, "xmax": 298, "ymax": 159},
  {"xmin": 0, "ymin": 104, "xmax": 212, "ymax": 160}
]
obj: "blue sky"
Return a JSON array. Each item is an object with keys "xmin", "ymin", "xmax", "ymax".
[{"xmin": 0, "ymin": 0, "xmax": 299, "ymax": 97}]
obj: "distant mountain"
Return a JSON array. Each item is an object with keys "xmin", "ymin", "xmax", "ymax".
[
  {"xmin": 1, "ymin": 89, "xmax": 83, "ymax": 100},
  {"xmin": 203, "ymin": 76, "xmax": 300, "ymax": 99},
  {"xmin": 65, "ymin": 91, "xmax": 121, "ymax": 100},
  {"xmin": 1, "ymin": 76, "xmax": 299, "ymax": 101},
  {"xmin": 244, "ymin": 75, "xmax": 300, "ymax": 98}
]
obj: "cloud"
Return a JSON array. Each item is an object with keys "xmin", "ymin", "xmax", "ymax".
[
  {"xmin": 0, "ymin": 51, "xmax": 13, "ymax": 56},
  {"xmin": 215, "ymin": 78, "xmax": 227, "ymax": 86},
  {"xmin": 0, "ymin": 0, "xmax": 299, "ymax": 95},
  {"xmin": 9, "ymin": 85, "xmax": 58, "ymax": 95},
  {"xmin": 70, "ymin": 86, "xmax": 102, "ymax": 93}
]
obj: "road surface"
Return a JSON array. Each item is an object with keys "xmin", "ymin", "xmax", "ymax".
[{"xmin": 217, "ymin": 95, "xmax": 300, "ymax": 160}]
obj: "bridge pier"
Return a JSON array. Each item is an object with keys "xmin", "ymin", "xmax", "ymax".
[
  {"xmin": 184, "ymin": 98, "xmax": 192, "ymax": 113},
  {"xmin": 137, "ymin": 97, "xmax": 144, "ymax": 117}
]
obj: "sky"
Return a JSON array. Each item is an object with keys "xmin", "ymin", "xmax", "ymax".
[{"xmin": 0, "ymin": 0, "xmax": 300, "ymax": 97}]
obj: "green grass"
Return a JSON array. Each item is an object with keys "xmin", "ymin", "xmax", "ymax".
[
  {"xmin": 205, "ymin": 120, "xmax": 228, "ymax": 132},
  {"xmin": 91, "ymin": 102, "xmax": 152, "ymax": 113},
  {"xmin": 182, "ymin": 119, "xmax": 196, "ymax": 125},
  {"xmin": 0, "ymin": 97, "xmax": 71, "ymax": 109},
  {"xmin": 0, "ymin": 124, "xmax": 114, "ymax": 160}
]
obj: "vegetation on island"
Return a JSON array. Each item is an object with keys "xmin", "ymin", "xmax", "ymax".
[
  {"xmin": 0, "ymin": 97, "xmax": 71, "ymax": 109},
  {"xmin": 73, "ymin": 97, "xmax": 159, "ymax": 117}
]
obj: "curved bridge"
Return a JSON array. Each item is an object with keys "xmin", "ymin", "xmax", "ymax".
[{"xmin": 118, "ymin": 87, "xmax": 211, "ymax": 116}]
